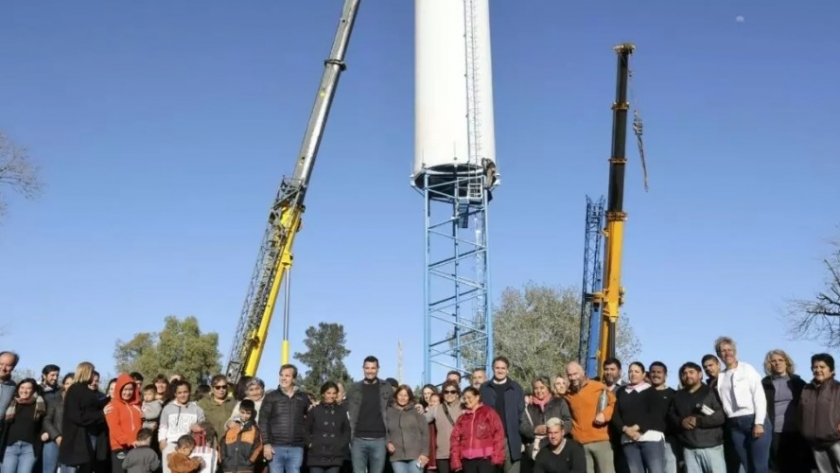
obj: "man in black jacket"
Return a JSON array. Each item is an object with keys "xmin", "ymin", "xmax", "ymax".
[
  {"xmin": 345, "ymin": 356, "xmax": 392, "ymax": 473},
  {"xmin": 668, "ymin": 362, "xmax": 726, "ymax": 473},
  {"xmin": 259, "ymin": 363, "xmax": 312, "ymax": 473}
]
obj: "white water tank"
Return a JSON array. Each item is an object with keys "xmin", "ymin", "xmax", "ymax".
[{"xmin": 413, "ymin": 0, "xmax": 497, "ymax": 192}]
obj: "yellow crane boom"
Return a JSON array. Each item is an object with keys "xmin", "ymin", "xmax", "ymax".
[
  {"xmin": 594, "ymin": 42, "xmax": 634, "ymax": 380},
  {"xmin": 225, "ymin": 0, "xmax": 361, "ymax": 385}
]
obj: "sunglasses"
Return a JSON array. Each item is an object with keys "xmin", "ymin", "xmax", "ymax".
[
  {"xmin": 213, "ymin": 385, "xmax": 228, "ymax": 390},
  {"xmin": 443, "ymin": 390, "xmax": 458, "ymax": 394}
]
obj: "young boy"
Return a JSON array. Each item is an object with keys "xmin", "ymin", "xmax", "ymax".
[
  {"xmin": 220, "ymin": 399, "xmax": 263, "ymax": 473},
  {"xmin": 141, "ymin": 384, "xmax": 163, "ymax": 430},
  {"xmin": 122, "ymin": 428, "xmax": 161, "ymax": 473},
  {"xmin": 167, "ymin": 435, "xmax": 205, "ymax": 473}
]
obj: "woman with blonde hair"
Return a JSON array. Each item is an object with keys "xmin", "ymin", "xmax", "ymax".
[
  {"xmin": 58, "ymin": 362, "xmax": 111, "ymax": 473},
  {"xmin": 760, "ymin": 349, "xmax": 812, "ymax": 472}
]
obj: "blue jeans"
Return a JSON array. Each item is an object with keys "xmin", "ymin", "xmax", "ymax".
[
  {"xmin": 390, "ymin": 461, "xmax": 422, "ymax": 473},
  {"xmin": 268, "ymin": 446, "xmax": 304, "ymax": 473},
  {"xmin": 727, "ymin": 416, "xmax": 771, "ymax": 473},
  {"xmin": 623, "ymin": 440, "xmax": 665, "ymax": 473},
  {"xmin": 684, "ymin": 445, "xmax": 727, "ymax": 473},
  {"xmin": 1, "ymin": 441, "xmax": 36, "ymax": 473},
  {"xmin": 351, "ymin": 438, "xmax": 387, "ymax": 473},
  {"xmin": 42, "ymin": 441, "xmax": 59, "ymax": 473},
  {"xmin": 663, "ymin": 439, "xmax": 679, "ymax": 473}
]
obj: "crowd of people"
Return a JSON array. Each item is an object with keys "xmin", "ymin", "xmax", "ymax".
[{"xmin": 0, "ymin": 336, "xmax": 837, "ymax": 473}]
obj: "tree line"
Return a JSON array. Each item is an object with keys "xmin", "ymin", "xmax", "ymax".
[
  {"xmin": 109, "ymin": 282, "xmax": 641, "ymax": 391},
  {"xmin": 6, "ymin": 247, "xmax": 839, "ymax": 388}
]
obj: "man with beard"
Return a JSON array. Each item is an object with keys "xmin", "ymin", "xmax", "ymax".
[
  {"xmin": 601, "ymin": 359, "xmax": 625, "ymax": 392},
  {"xmin": 564, "ymin": 362, "xmax": 615, "ymax": 473},
  {"xmin": 601, "ymin": 359, "xmax": 627, "ymax": 473},
  {"xmin": 668, "ymin": 362, "xmax": 726, "ymax": 473},
  {"xmin": 41, "ymin": 364, "xmax": 61, "ymax": 403}
]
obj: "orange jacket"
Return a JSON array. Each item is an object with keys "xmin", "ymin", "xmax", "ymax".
[
  {"xmin": 105, "ymin": 373, "xmax": 143, "ymax": 450},
  {"xmin": 564, "ymin": 380, "xmax": 615, "ymax": 445}
]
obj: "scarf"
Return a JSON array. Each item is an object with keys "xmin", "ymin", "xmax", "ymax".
[
  {"xmin": 5, "ymin": 394, "xmax": 46, "ymax": 422},
  {"xmin": 531, "ymin": 395, "xmax": 551, "ymax": 411},
  {"xmin": 624, "ymin": 382, "xmax": 651, "ymax": 394}
]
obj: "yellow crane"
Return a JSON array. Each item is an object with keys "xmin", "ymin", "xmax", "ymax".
[
  {"xmin": 594, "ymin": 42, "xmax": 634, "ymax": 380},
  {"xmin": 225, "ymin": 0, "xmax": 361, "ymax": 385}
]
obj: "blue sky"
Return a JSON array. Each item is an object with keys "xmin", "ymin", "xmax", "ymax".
[{"xmin": 1, "ymin": 1, "xmax": 838, "ymax": 388}]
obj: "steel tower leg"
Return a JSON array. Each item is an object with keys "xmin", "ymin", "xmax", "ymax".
[
  {"xmin": 578, "ymin": 199, "xmax": 594, "ymax": 365},
  {"xmin": 582, "ymin": 196, "xmax": 605, "ymax": 379},
  {"xmin": 422, "ymin": 170, "xmax": 491, "ymax": 385}
]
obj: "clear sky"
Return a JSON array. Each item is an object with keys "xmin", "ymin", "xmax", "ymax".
[{"xmin": 2, "ymin": 1, "xmax": 838, "ymax": 388}]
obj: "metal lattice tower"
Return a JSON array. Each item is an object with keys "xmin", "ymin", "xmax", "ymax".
[
  {"xmin": 421, "ymin": 171, "xmax": 491, "ymax": 385},
  {"xmin": 579, "ymin": 196, "xmax": 606, "ymax": 378}
]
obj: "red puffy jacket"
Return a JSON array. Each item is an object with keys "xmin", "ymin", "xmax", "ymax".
[{"xmin": 449, "ymin": 404, "xmax": 505, "ymax": 470}]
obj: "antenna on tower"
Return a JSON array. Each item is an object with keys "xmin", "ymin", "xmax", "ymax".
[{"xmin": 397, "ymin": 341, "xmax": 404, "ymax": 383}]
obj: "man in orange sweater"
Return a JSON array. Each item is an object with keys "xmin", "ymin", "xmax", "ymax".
[{"xmin": 564, "ymin": 362, "xmax": 616, "ymax": 473}]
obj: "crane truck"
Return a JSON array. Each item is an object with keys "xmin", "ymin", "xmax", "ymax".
[
  {"xmin": 592, "ymin": 42, "xmax": 634, "ymax": 380},
  {"xmin": 225, "ymin": 0, "xmax": 361, "ymax": 385}
]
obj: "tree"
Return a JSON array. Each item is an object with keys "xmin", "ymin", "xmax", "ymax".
[
  {"xmin": 114, "ymin": 316, "xmax": 222, "ymax": 384},
  {"xmin": 457, "ymin": 282, "xmax": 642, "ymax": 385},
  {"xmin": 0, "ymin": 131, "xmax": 43, "ymax": 218},
  {"xmin": 786, "ymin": 241, "xmax": 840, "ymax": 347},
  {"xmin": 12, "ymin": 368, "xmax": 37, "ymax": 384},
  {"xmin": 293, "ymin": 322, "xmax": 353, "ymax": 395}
]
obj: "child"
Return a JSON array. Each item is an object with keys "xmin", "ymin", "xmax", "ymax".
[
  {"xmin": 168, "ymin": 435, "xmax": 205, "ymax": 473},
  {"xmin": 220, "ymin": 399, "xmax": 263, "ymax": 473},
  {"xmin": 122, "ymin": 428, "xmax": 161, "ymax": 473},
  {"xmin": 142, "ymin": 384, "xmax": 163, "ymax": 430}
]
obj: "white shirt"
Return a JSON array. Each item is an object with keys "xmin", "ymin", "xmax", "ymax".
[{"xmin": 716, "ymin": 361, "xmax": 767, "ymax": 425}]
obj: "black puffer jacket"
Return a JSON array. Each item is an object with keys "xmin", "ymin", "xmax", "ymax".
[
  {"xmin": 305, "ymin": 402, "xmax": 350, "ymax": 467},
  {"xmin": 258, "ymin": 387, "xmax": 310, "ymax": 447}
]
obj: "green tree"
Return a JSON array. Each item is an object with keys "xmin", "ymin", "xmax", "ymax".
[
  {"xmin": 0, "ymin": 131, "xmax": 43, "ymax": 218},
  {"xmin": 456, "ymin": 282, "xmax": 642, "ymax": 385},
  {"xmin": 293, "ymin": 322, "xmax": 353, "ymax": 395},
  {"xmin": 114, "ymin": 316, "xmax": 222, "ymax": 384},
  {"xmin": 786, "ymin": 240, "xmax": 840, "ymax": 347}
]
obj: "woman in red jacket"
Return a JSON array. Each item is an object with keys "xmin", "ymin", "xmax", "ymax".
[{"xmin": 449, "ymin": 387, "xmax": 505, "ymax": 473}]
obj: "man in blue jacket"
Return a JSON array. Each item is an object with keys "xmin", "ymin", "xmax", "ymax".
[{"xmin": 480, "ymin": 356, "xmax": 526, "ymax": 473}]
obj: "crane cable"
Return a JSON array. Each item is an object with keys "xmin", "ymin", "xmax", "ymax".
[{"xmin": 628, "ymin": 61, "xmax": 650, "ymax": 192}]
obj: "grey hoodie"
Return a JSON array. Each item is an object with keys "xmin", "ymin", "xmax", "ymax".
[{"xmin": 158, "ymin": 401, "xmax": 205, "ymax": 444}]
